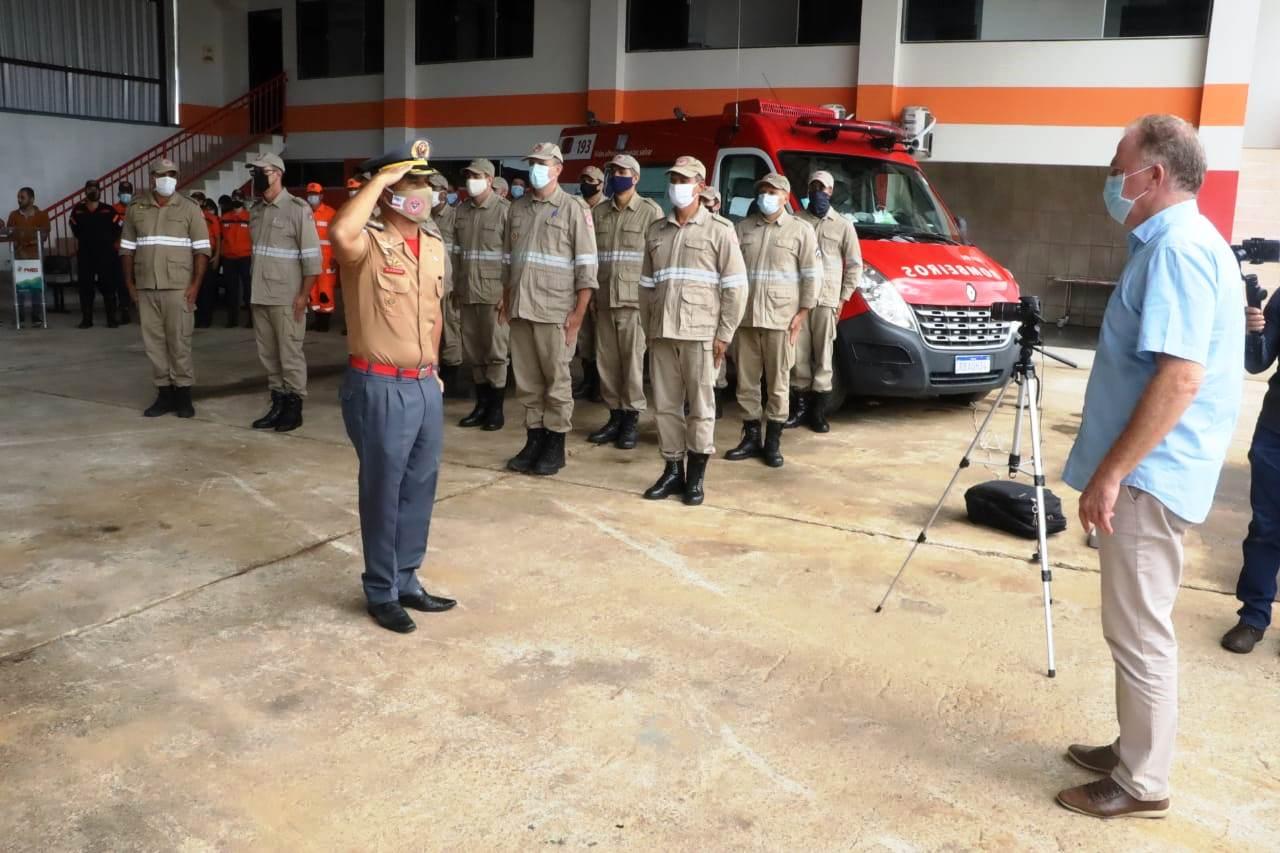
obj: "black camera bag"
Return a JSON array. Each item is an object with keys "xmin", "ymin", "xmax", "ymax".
[{"xmin": 964, "ymin": 480, "xmax": 1067, "ymax": 539}]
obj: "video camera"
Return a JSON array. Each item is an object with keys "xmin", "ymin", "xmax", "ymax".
[
  {"xmin": 990, "ymin": 295, "xmax": 1043, "ymax": 325},
  {"xmin": 1233, "ymin": 237, "xmax": 1278, "ymax": 310}
]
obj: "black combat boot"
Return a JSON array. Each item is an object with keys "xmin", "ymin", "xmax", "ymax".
[
  {"xmin": 714, "ymin": 386, "xmax": 726, "ymax": 420},
  {"xmin": 274, "ymin": 394, "xmax": 303, "ymax": 432},
  {"xmin": 507, "ymin": 428, "xmax": 548, "ymax": 473},
  {"xmin": 762, "ymin": 420, "xmax": 784, "ymax": 468},
  {"xmin": 252, "ymin": 391, "xmax": 285, "ymax": 429},
  {"xmin": 589, "ymin": 410, "xmax": 623, "ymax": 444},
  {"xmin": 616, "ymin": 410, "xmax": 640, "ymax": 450},
  {"xmin": 460, "ymin": 383, "xmax": 490, "ymax": 427},
  {"xmin": 143, "ymin": 385, "xmax": 174, "ymax": 418},
  {"xmin": 683, "ymin": 452, "xmax": 709, "ymax": 506},
  {"xmin": 532, "ymin": 430, "xmax": 566, "ymax": 476},
  {"xmin": 809, "ymin": 391, "xmax": 831, "ymax": 433},
  {"xmin": 725, "ymin": 421, "xmax": 763, "ymax": 461},
  {"xmin": 172, "ymin": 386, "xmax": 196, "ymax": 419},
  {"xmin": 483, "ymin": 385, "xmax": 505, "ymax": 431},
  {"xmin": 643, "ymin": 460, "xmax": 685, "ymax": 500},
  {"xmin": 574, "ymin": 360, "xmax": 601, "ymax": 401},
  {"xmin": 783, "ymin": 389, "xmax": 808, "ymax": 429},
  {"xmin": 315, "ymin": 313, "xmax": 331, "ymax": 333}
]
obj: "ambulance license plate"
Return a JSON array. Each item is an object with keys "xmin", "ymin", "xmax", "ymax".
[{"xmin": 954, "ymin": 355, "xmax": 991, "ymax": 375}]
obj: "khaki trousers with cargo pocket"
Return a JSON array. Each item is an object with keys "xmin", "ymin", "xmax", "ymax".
[
  {"xmin": 253, "ymin": 304, "xmax": 308, "ymax": 396},
  {"xmin": 595, "ymin": 304, "xmax": 647, "ymax": 412},
  {"xmin": 792, "ymin": 305, "xmax": 837, "ymax": 392},
  {"xmin": 442, "ymin": 295, "xmax": 464, "ymax": 367},
  {"xmin": 462, "ymin": 302, "xmax": 509, "ymax": 388},
  {"xmin": 734, "ymin": 326, "xmax": 793, "ymax": 422},
  {"xmin": 649, "ymin": 338, "xmax": 715, "ymax": 460},
  {"xmin": 1099, "ymin": 486, "xmax": 1190, "ymax": 802},
  {"xmin": 509, "ymin": 318, "xmax": 574, "ymax": 433},
  {"xmin": 138, "ymin": 289, "xmax": 195, "ymax": 388}
]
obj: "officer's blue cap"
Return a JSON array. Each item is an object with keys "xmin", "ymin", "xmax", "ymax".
[{"xmin": 358, "ymin": 138, "xmax": 436, "ymax": 178}]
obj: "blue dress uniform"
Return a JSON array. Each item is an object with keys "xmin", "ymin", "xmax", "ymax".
[{"xmin": 339, "ymin": 141, "xmax": 456, "ymax": 632}]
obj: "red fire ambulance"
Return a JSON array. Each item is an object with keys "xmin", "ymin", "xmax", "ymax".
[{"xmin": 557, "ymin": 100, "xmax": 1020, "ymax": 406}]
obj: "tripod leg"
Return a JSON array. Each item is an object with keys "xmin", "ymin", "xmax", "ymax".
[
  {"xmin": 1024, "ymin": 372, "xmax": 1057, "ymax": 678},
  {"xmin": 1009, "ymin": 375, "xmax": 1027, "ymax": 477},
  {"xmin": 875, "ymin": 374, "xmax": 1016, "ymax": 612}
]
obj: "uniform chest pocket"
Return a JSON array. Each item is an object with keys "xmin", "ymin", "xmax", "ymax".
[
  {"xmin": 544, "ymin": 217, "xmax": 570, "ymax": 250},
  {"xmin": 771, "ymin": 236, "xmax": 800, "ymax": 258},
  {"xmin": 167, "ymin": 256, "xmax": 192, "ymax": 281},
  {"xmin": 679, "ymin": 285, "xmax": 717, "ymax": 334}
]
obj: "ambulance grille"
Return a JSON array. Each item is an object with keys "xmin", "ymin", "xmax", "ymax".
[{"xmin": 913, "ymin": 306, "xmax": 1014, "ymax": 350}]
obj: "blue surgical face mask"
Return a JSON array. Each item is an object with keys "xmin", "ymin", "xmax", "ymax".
[
  {"xmin": 609, "ymin": 175, "xmax": 635, "ymax": 195},
  {"xmin": 1102, "ymin": 165, "xmax": 1153, "ymax": 226},
  {"xmin": 809, "ymin": 190, "xmax": 831, "ymax": 217},
  {"xmin": 446, "ymin": 192, "xmax": 458, "ymax": 205},
  {"xmin": 119, "ymin": 192, "xmax": 133, "ymax": 204},
  {"xmin": 511, "ymin": 185, "xmax": 525, "ymax": 199},
  {"xmin": 757, "ymin": 193, "xmax": 782, "ymax": 216},
  {"xmin": 529, "ymin": 163, "xmax": 552, "ymax": 189}
]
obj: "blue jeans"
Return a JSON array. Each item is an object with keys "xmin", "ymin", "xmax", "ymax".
[
  {"xmin": 340, "ymin": 367, "xmax": 443, "ymax": 605},
  {"xmin": 1236, "ymin": 423, "xmax": 1280, "ymax": 629}
]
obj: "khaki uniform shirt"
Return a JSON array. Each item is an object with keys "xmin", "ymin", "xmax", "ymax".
[
  {"xmin": 433, "ymin": 204, "xmax": 457, "ymax": 298},
  {"xmin": 735, "ymin": 211, "xmax": 822, "ymax": 330},
  {"xmin": 504, "ymin": 185, "xmax": 598, "ymax": 323},
  {"xmin": 451, "ymin": 192, "xmax": 508, "ymax": 305},
  {"xmin": 340, "ymin": 218, "xmax": 448, "ymax": 369},
  {"xmin": 798, "ymin": 208, "xmax": 862, "ymax": 307},
  {"xmin": 594, "ymin": 192, "xmax": 664, "ymax": 310},
  {"xmin": 639, "ymin": 205, "xmax": 747, "ymax": 343},
  {"xmin": 249, "ymin": 189, "xmax": 322, "ymax": 305},
  {"xmin": 119, "ymin": 192, "xmax": 211, "ymax": 290}
]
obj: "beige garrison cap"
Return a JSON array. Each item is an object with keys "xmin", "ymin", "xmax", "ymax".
[
  {"xmin": 667, "ymin": 155, "xmax": 706, "ymax": 180},
  {"xmin": 464, "ymin": 158, "xmax": 497, "ymax": 178},
  {"xmin": 247, "ymin": 152, "xmax": 285, "ymax": 172},
  {"xmin": 809, "ymin": 170, "xmax": 835, "ymax": 190},
  {"xmin": 756, "ymin": 172, "xmax": 791, "ymax": 193},
  {"xmin": 526, "ymin": 142, "xmax": 564, "ymax": 163},
  {"xmin": 607, "ymin": 154, "xmax": 641, "ymax": 174},
  {"xmin": 151, "ymin": 157, "xmax": 179, "ymax": 174}
]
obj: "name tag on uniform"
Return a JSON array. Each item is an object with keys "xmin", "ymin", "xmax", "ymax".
[{"xmin": 383, "ymin": 266, "xmax": 406, "ymax": 276}]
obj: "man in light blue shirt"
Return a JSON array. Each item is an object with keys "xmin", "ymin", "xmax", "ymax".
[{"xmin": 1056, "ymin": 115, "xmax": 1244, "ymax": 820}]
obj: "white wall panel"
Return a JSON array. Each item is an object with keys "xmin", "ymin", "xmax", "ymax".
[
  {"xmin": 625, "ymin": 44, "xmax": 858, "ymax": 91},
  {"xmin": 928, "ymin": 124, "xmax": 1127, "ymax": 166},
  {"xmin": 1244, "ymin": 0, "xmax": 1280, "ymax": 147}
]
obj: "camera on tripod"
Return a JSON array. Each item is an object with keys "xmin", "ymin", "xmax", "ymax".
[
  {"xmin": 990, "ymin": 295, "xmax": 1044, "ymax": 326},
  {"xmin": 1233, "ymin": 237, "xmax": 1278, "ymax": 310}
]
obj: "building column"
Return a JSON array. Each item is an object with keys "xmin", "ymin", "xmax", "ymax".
[
  {"xmin": 854, "ymin": 0, "xmax": 903, "ymax": 122},
  {"xmin": 383, "ymin": 0, "xmax": 416, "ymax": 149},
  {"xmin": 586, "ymin": 0, "xmax": 626, "ymax": 123},
  {"xmin": 1199, "ymin": 0, "xmax": 1260, "ymax": 238}
]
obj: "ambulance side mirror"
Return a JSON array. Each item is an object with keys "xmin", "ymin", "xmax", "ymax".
[{"xmin": 956, "ymin": 216, "xmax": 970, "ymax": 244}]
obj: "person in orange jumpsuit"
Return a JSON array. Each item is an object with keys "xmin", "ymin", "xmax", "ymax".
[
  {"xmin": 304, "ymin": 181, "xmax": 339, "ymax": 332},
  {"xmin": 112, "ymin": 181, "xmax": 135, "ymax": 324}
]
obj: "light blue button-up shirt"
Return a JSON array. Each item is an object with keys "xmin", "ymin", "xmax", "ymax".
[{"xmin": 1063, "ymin": 200, "xmax": 1244, "ymax": 524}]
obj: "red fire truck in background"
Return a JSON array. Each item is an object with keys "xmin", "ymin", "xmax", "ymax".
[{"xmin": 557, "ymin": 100, "xmax": 1020, "ymax": 407}]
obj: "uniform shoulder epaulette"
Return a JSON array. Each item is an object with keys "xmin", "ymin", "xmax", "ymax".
[
  {"xmin": 289, "ymin": 194, "xmax": 311, "ymax": 210},
  {"xmin": 711, "ymin": 213, "xmax": 735, "ymax": 229},
  {"xmin": 641, "ymin": 197, "xmax": 664, "ymax": 217},
  {"xmin": 365, "ymin": 218, "xmax": 386, "ymax": 231},
  {"xmin": 420, "ymin": 219, "xmax": 444, "ymax": 240}
]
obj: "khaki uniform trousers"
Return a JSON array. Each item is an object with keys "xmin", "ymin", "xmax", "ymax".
[
  {"xmin": 253, "ymin": 304, "xmax": 308, "ymax": 397},
  {"xmin": 577, "ymin": 299, "xmax": 596, "ymax": 361},
  {"xmin": 462, "ymin": 302, "xmax": 509, "ymax": 388},
  {"xmin": 139, "ymin": 289, "xmax": 194, "ymax": 388},
  {"xmin": 442, "ymin": 296, "xmax": 464, "ymax": 367},
  {"xmin": 595, "ymin": 304, "xmax": 647, "ymax": 411},
  {"xmin": 649, "ymin": 338, "xmax": 716, "ymax": 460},
  {"xmin": 792, "ymin": 305, "xmax": 838, "ymax": 393},
  {"xmin": 1099, "ymin": 486, "xmax": 1190, "ymax": 802},
  {"xmin": 735, "ymin": 327, "xmax": 793, "ymax": 422},
  {"xmin": 509, "ymin": 318, "xmax": 574, "ymax": 433}
]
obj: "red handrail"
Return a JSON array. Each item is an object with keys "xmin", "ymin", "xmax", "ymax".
[{"xmin": 42, "ymin": 72, "xmax": 288, "ymax": 262}]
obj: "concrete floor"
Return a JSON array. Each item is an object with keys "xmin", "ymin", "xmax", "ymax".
[{"xmin": 1, "ymin": 310, "xmax": 1278, "ymax": 852}]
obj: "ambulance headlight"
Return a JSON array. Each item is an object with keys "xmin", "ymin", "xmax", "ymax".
[{"xmin": 859, "ymin": 265, "xmax": 918, "ymax": 332}]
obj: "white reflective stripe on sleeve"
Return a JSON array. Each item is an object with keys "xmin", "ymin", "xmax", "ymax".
[
  {"xmin": 639, "ymin": 275, "xmax": 656, "ymax": 288},
  {"xmin": 599, "ymin": 250, "xmax": 645, "ymax": 263},
  {"xmin": 800, "ymin": 266, "xmax": 821, "ymax": 279},
  {"xmin": 119, "ymin": 239, "xmax": 137, "ymax": 250},
  {"xmin": 300, "ymin": 248, "xmax": 321, "ymax": 257},
  {"xmin": 512, "ymin": 251, "xmax": 573, "ymax": 270},
  {"xmin": 719, "ymin": 273, "xmax": 747, "ymax": 289},
  {"xmin": 750, "ymin": 269, "xmax": 801, "ymax": 283},
  {"xmin": 461, "ymin": 250, "xmax": 504, "ymax": 261},
  {"xmin": 135, "ymin": 236, "xmax": 193, "ymax": 247},
  {"xmin": 573, "ymin": 253, "xmax": 598, "ymax": 267},
  {"xmin": 253, "ymin": 246, "xmax": 303, "ymax": 259},
  {"xmin": 652, "ymin": 267, "xmax": 720, "ymax": 285},
  {"xmin": 503, "ymin": 253, "xmax": 512, "ymax": 264}
]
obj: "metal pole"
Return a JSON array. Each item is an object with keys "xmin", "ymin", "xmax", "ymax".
[{"xmin": 1023, "ymin": 370, "xmax": 1057, "ymax": 677}]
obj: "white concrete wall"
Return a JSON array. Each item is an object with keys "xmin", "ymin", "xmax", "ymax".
[
  {"xmin": 625, "ymin": 44, "xmax": 857, "ymax": 91},
  {"xmin": 1, "ymin": 113, "xmax": 172, "ymax": 211},
  {"xmin": 1244, "ymin": 0, "xmax": 1280, "ymax": 147}
]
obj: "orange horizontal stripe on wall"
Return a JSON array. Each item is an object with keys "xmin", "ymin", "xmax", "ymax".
[{"xmin": 1199, "ymin": 83, "xmax": 1250, "ymax": 126}]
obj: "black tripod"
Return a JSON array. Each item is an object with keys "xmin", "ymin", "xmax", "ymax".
[{"xmin": 874, "ymin": 297, "xmax": 1077, "ymax": 678}]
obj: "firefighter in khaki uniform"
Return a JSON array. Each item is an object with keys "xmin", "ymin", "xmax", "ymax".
[
  {"xmin": 586, "ymin": 154, "xmax": 663, "ymax": 450},
  {"xmin": 246, "ymin": 152, "xmax": 322, "ymax": 433},
  {"xmin": 329, "ymin": 139, "xmax": 457, "ymax": 635},
  {"xmin": 453, "ymin": 158, "xmax": 511, "ymax": 432},
  {"xmin": 573, "ymin": 164, "xmax": 607, "ymax": 402},
  {"xmin": 792, "ymin": 169, "xmax": 861, "ymax": 433},
  {"xmin": 726, "ymin": 173, "xmax": 821, "ymax": 469},
  {"xmin": 499, "ymin": 142, "xmax": 598, "ymax": 477},
  {"xmin": 304, "ymin": 181, "xmax": 339, "ymax": 331},
  {"xmin": 120, "ymin": 157, "xmax": 211, "ymax": 419},
  {"xmin": 431, "ymin": 172, "xmax": 464, "ymax": 396},
  {"xmin": 639, "ymin": 156, "xmax": 748, "ymax": 506}
]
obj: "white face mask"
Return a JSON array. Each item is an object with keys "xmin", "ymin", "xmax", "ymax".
[
  {"xmin": 529, "ymin": 163, "xmax": 553, "ymax": 189},
  {"xmin": 307, "ymin": 194, "xmax": 321, "ymax": 207},
  {"xmin": 466, "ymin": 178, "xmax": 489, "ymax": 198},
  {"xmin": 668, "ymin": 183, "xmax": 697, "ymax": 209},
  {"xmin": 757, "ymin": 193, "xmax": 782, "ymax": 216},
  {"xmin": 154, "ymin": 176, "xmax": 177, "ymax": 197}
]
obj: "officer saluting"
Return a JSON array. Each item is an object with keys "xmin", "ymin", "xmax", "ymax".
[
  {"xmin": 246, "ymin": 152, "xmax": 322, "ymax": 433},
  {"xmin": 329, "ymin": 139, "xmax": 456, "ymax": 635},
  {"xmin": 640, "ymin": 156, "xmax": 747, "ymax": 505}
]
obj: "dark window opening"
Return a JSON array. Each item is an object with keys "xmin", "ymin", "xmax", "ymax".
[
  {"xmin": 416, "ymin": 0, "xmax": 535, "ymax": 64},
  {"xmin": 296, "ymin": 0, "xmax": 384, "ymax": 79},
  {"xmin": 1105, "ymin": 0, "xmax": 1213, "ymax": 37},
  {"xmin": 627, "ymin": 0, "xmax": 861, "ymax": 52},
  {"xmin": 903, "ymin": 0, "xmax": 1212, "ymax": 42},
  {"xmin": 904, "ymin": 0, "xmax": 981, "ymax": 42},
  {"xmin": 284, "ymin": 160, "xmax": 347, "ymax": 189}
]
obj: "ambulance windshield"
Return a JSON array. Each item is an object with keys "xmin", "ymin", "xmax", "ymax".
[{"xmin": 778, "ymin": 152, "xmax": 959, "ymax": 241}]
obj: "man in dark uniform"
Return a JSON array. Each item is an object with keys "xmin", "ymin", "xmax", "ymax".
[
  {"xmin": 113, "ymin": 182, "xmax": 135, "ymax": 323},
  {"xmin": 70, "ymin": 179, "xmax": 123, "ymax": 328},
  {"xmin": 330, "ymin": 139, "xmax": 457, "ymax": 635}
]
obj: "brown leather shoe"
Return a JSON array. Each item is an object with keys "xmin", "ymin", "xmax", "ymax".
[
  {"xmin": 1066, "ymin": 743, "xmax": 1120, "ymax": 774},
  {"xmin": 1221, "ymin": 621, "xmax": 1265, "ymax": 654},
  {"xmin": 1056, "ymin": 778, "xmax": 1168, "ymax": 819}
]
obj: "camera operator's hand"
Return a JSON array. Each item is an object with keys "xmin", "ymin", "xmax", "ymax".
[
  {"xmin": 1079, "ymin": 471, "xmax": 1121, "ymax": 537},
  {"xmin": 1246, "ymin": 306, "xmax": 1265, "ymax": 334}
]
